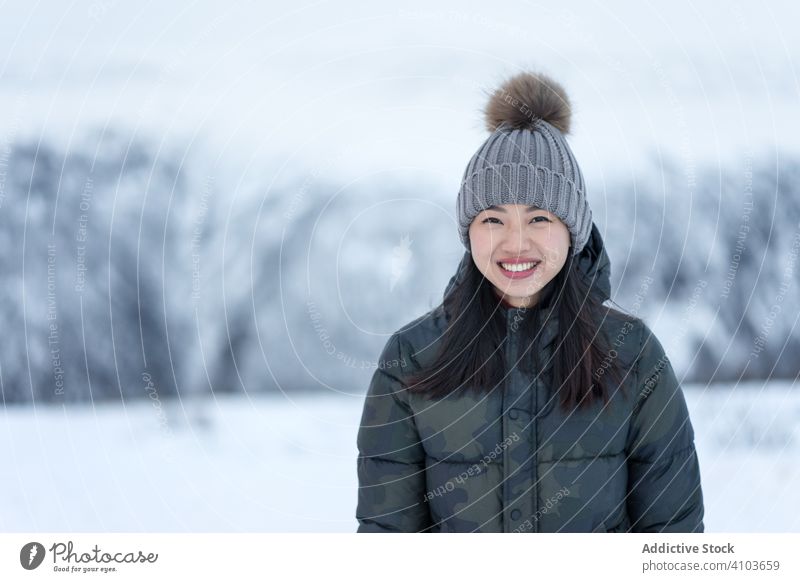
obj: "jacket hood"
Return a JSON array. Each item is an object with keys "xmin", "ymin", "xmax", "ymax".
[{"xmin": 442, "ymin": 222, "xmax": 611, "ymax": 306}]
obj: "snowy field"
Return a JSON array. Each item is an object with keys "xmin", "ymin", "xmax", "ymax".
[{"xmin": 2, "ymin": 383, "xmax": 798, "ymax": 532}]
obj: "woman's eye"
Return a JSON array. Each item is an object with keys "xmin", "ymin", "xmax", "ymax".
[{"xmin": 481, "ymin": 216, "xmax": 550, "ymax": 224}]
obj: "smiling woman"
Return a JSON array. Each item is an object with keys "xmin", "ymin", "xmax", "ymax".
[
  {"xmin": 469, "ymin": 204, "xmax": 571, "ymax": 308},
  {"xmin": 356, "ymin": 70, "xmax": 704, "ymax": 534}
]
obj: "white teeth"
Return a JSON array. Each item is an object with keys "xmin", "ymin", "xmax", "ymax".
[{"xmin": 500, "ymin": 261, "xmax": 539, "ymax": 272}]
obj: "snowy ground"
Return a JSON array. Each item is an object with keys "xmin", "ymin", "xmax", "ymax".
[{"xmin": 2, "ymin": 382, "xmax": 798, "ymax": 532}]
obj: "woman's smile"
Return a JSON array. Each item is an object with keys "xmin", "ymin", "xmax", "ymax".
[{"xmin": 497, "ymin": 260, "xmax": 541, "ymax": 279}]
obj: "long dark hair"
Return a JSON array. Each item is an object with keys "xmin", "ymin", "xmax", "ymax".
[{"xmin": 406, "ymin": 251, "xmax": 639, "ymax": 413}]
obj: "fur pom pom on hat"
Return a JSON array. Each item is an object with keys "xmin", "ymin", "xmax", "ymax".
[
  {"xmin": 456, "ymin": 71, "xmax": 592, "ymax": 256},
  {"xmin": 484, "ymin": 71, "xmax": 572, "ymax": 134}
]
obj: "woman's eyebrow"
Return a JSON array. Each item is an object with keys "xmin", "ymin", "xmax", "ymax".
[{"xmin": 485, "ymin": 205, "xmax": 541, "ymax": 213}]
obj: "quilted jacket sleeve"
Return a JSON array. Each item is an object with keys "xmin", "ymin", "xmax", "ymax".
[
  {"xmin": 625, "ymin": 323, "xmax": 705, "ymax": 533},
  {"xmin": 356, "ymin": 333, "xmax": 432, "ymax": 532}
]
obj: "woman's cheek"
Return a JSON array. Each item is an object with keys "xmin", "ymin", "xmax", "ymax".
[{"xmin": 470, "ymin": 228, "xmax": 495, "ymax": 254}]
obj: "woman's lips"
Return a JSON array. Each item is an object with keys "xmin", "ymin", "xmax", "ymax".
[{"xmin": 497, "ymin": 261, "xmax": 540, "ymax": 280}]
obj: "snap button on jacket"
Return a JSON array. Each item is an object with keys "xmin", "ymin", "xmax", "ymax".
[{"xmin": 356, "ymin": 225, "xmax": 704, "ymax": 532}]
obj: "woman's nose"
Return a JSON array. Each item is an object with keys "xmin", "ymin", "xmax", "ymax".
[{"xmin": 499, "ymin": 232, "xmax": 534, "ymax": 252}]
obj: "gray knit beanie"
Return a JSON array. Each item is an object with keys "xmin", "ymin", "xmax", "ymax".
[{"xmin": 457, "ymin": 71, "xmax": 592, "ymax": 256}]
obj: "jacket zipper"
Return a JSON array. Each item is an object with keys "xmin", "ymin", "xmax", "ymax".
[
  {"xmin": 508, "ymin": 307, "xmax": 540, "ymax": 532},
  {"xmin": 503, "ymin": 309, "xmax": 513, "ymax": 533},
  {"xmin": 532, "ymin": 334, "xmax": 539, "ymax": 534},
  {"xmin": 527, "ymin": 311, "xmax": 540, "ymax": 533}
]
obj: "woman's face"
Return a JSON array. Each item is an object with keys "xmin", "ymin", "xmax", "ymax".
[{"xmin": 468, "ymin": 204, "xmax": 571, "ymax": 308}]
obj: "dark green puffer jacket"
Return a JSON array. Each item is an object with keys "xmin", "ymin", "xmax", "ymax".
[{"xmin": 356, "ymin": 224, "xmax": 704, "ymax": 533}]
